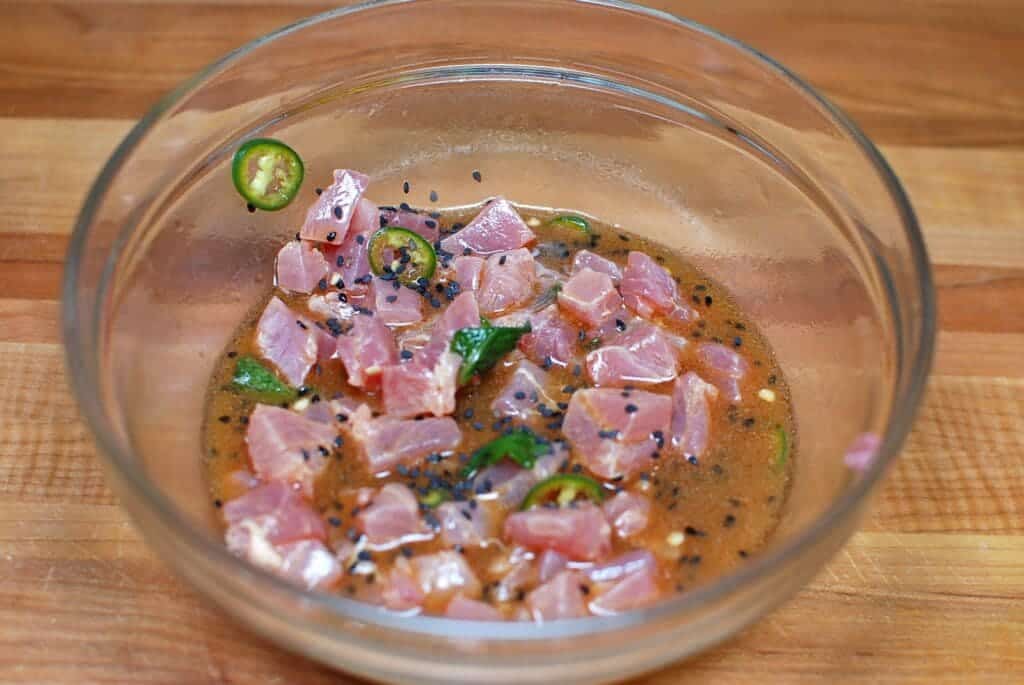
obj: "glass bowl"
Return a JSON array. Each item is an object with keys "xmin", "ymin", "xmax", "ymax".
[{"xmin": 62, "ymin": 1, "xmax": 935, "ymax": 683}]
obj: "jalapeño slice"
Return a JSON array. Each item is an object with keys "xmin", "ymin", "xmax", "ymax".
[
  {"xmin": 520, "ymin": 474, "xmax": 605, "ymax": 510},
  {"xmin": 231, "ymin": 138, "xmax": 304, "ymax": 211},
  {"xmin": 367, "ymin": 226, "xmax": 437, "ymax": 285}
]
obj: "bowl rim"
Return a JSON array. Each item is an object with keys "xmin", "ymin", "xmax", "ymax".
[{"xmin": 63, "ymin": 0, "xmax": 935, "ymax": 642}]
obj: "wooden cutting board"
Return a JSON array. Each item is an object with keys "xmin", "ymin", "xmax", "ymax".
[{"xmin": 1, "ymin": 1, "xmax": 1021, "ymax": 683}]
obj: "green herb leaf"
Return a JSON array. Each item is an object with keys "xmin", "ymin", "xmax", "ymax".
[
  {"xmin": 462, "ymin": 429, "xmax": 551, "ymax": 478},
  {"xmin": 773, "ymin": 425, "xmax": 790, "ymax": 469},
  {"xmin": 231, "ymin": 356, "xmax": 296, "ymax": 403},
  {"xmin": 450, "ymin": 320, "xmax": 531, "ymax": 385},
  {"xmin": 549, "ymin": 214, "xmax": 591, "ymax": 233}
]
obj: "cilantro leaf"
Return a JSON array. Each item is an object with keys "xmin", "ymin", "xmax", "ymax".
[
  {"xmin": 450, "ymin": 320, "xmax": 531, "ymax": 385},
  {"xmin": 462, "ymin": 429, "xmax": 551, "ymax": 478},
  {"xmin": 231, "ymin": 356, "xmax": 296, "ymax": 403}
]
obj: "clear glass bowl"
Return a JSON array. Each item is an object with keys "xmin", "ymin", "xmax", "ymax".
[{"xmin": 62, "ymin": 1, "xmax": 934, "ymax": 683}]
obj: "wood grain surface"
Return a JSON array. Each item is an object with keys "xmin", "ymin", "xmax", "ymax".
[{"xmin": 1, "ymin": 1, "xmax": 1022, "ymax": 683}]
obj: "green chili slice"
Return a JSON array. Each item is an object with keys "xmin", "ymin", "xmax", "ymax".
[
  {"xmin": 520, "ymin": 474, "xmax": 605, "ymax": 510},
  {"xmin": 231, "ymin": 138, "xmax": 304, "ymax": 211},
  {"xmin": 419, "ymin": 489, "xmax": 450, "ymax": 508},
  {"xmin": 367, "ymin": 227, "xmax": 437, "ymax": 285},
  {"xmin": 549, "ymin": 214, "xmax": 591, "ymax": 233}
]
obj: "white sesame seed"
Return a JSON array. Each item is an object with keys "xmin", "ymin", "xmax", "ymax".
[
  {"xmin": 291, "ymin": 397, "xmax": 311, "ymax": 412},
  {"xmin": 527, "ymin": 217, "xmax": 541, "ymax": 228},
  {"xmin": 758, "ymin": 388, "xmax": 776, "ymax": 403},
  {"xmin": 667, "ymin": 531, "xmax": 686, "ymax": 547},
  {"xmin": 329, "ymin": 273, "xmax": 343, "ymax": 286}
]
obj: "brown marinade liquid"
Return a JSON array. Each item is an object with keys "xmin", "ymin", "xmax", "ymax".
[{"xmin": 202, "ymin": 207, "xmax": 793, "ymax": 616}]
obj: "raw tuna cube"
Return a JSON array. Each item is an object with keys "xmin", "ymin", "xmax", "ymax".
[
  {"xmin": 300, "ymin": 169, "xmax": 370, "ymax": 245},
  {"xmin": 439, "ymin": 198, "xmax": 536, "ymax": 256}
]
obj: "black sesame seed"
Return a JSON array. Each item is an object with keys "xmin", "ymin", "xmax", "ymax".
[
  {"xmin": 326, "ymin": 231, "xmax": 337, "ymax": 242},
  {"xmin": 315, "ymin": 187, "xmax": 323, "ymax": 195},
  {"xmin": 615, "ymin": 319, "xmax": 627, "ymax": 332},
  {"xmin": 738, "ymin": 550, "xmax": 749, "ymax": 558},
  {"xmin": 704, "ymin": 295, "xmax": 713, "ymax": 306},
  {"xmin": 743, "ymin": 417, "xmax": 756, "ymax": 428},
  {"xmin": 463, "ymin": 408, "xmax": 474, "ymax": 419},
  {"xmin": 429, "ymin": 190, "xmax": 439, "ymax": 202},
  {"xmin": 403, "ymin": 181, "xmax": 410, "ymax": 194},
  {"xmin": 355, "ymin": 234, "xmax": 365, "ymax": 245},
  {"xmin": 213, "ymin": 499, "xmax": 223, "ymax": 508},
  {"xmin": 687, "ymin": 455, "xmax": 699, "ymax": 465},
  {"xmin": 499, "ymin": 254, "xmax": 507, "ymax": 266},
  {"xmin": 217, "ymin": 415, "xmax": 230, "ymax": 424},
  {"xmin": 246, "ymin": 202, "xmax": 256, "ymax": 213},
  {"xmin": 733, "ymin": 336, "xmax": 743, "ymax": 347},
  {"xmin": 472, "ymin": 170, "xmax": 482, "ymax": 182},
  {"xmin": 333, "ymin": 206, "xmax": 343, "ymax": 219},
  {"xmin": 227, "ymin": 351, "xmax": 237, "ymax": 358},
  {"xmin": 723, "ymin": 514, "xmax": 736, "ymax": 528},
  {"xmin": 624, "ymin": 404, "xmax": 638, "ymax": 414}
]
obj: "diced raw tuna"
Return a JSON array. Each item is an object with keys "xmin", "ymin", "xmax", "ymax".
[
  {"xmin": 620, "ymin": 251, "xmax": 678, "ymax": 319},
  {"xmin": 534, "ymin": 262, "xmax": 564, "ymax": 292},
  {"xmin": 572, "ymin": 250, "xmax": 622, "ymax": 283},
  {"xmin": 477, "ymin": 248, "xmax": 537, "ymax": 315},
  {"xmin": 275, "ymin": 240, "xmax": 329, "ymax": 293},
  {"xmin": 276, "ymin": 539, "xmax": 343, "ymax": 590},
  {"xmin": 347, "ymin": 405, "xmax": 462, "ymax": 474},
  {"xmin": 526, "ymin": 571, "xmax": 588, "ymax": 621},
  {"xmin": 308, "ymin": 294, "xmax": 353, "ymax": 326},
  {"xmin": 437, "ymin": 500, "xmax": 498, "ymax": 548},
  {"xmin": 671, "ymin": 371, "xmax": 718, "ymax": 459},
  {"xmin": 562, "ymin": 388, "xmax": 672, "ymax": 480},
  {"xmin": 586, "ymin": 321, "xmax": 681, "ymax": 387},
  {"xmin": 490, "ymin": 360, "xmax": 557, "ymax": 420},
  {"xmin": 696, "ymin": 342, "xmax": 749, "ymax": 403},
  {"xmin": 418, "ymin": 292, "xmax": 481, "ymax": 367},
  {"xmin": 518, "ymin": 305, "xmax": 578, "ymax": 367},
  {"xmin": 602, "ymin": 491, "xmax": 651, "ymax": 539},
  {"xmin": 335, "ymin": 312, "xmax": 398, "ymax": 390},
  {"xmin": 370, "ymin": 277, "xmax": 423, "ymax": 326},
  {"xmin": 223, "ymin": 482, "xmax": 340, "ymax": 588},
  {"xmin": 411, "ymin": 550, "xmax": 482, "ymax": 598},
  {"xmin": 381, "ymin": 557, "xmax": 426, "ymax": 611},
  {"xmin": 300, "ymin": 169, "xmax": 370, "ymax": 245},
  {"xmin": 452, "ymin": 256, "xmax": 485, "ymax": 292},
  {"xmin": 445, "ymin": 595, "xmax": 502, "ymax": 620},
  {"xmin": 845, "ymin": 432, "xmax": 882, "ymax": 471},
  {"xmin": 300, "ymin": 396, "xmax": 360, "ymax": 425},
  {"xmin": 589, "ymin": 564, "xmax": 660, "ymax": 615},
  {"xmin": 503, "ymin": 502, "xmax": 612, "ymax": 561},
  {"xmin": 321, "ymin": 197, "xmax": 379, "ymax": 288},
  {"xmin": 492, "ymin": 548, "xmax": 538, "ymax": 603},
  {"xmin": 537, "ymin": 550, "xmax": 569, "ymax": 583},
  {"xmin": 356, "ymin": 483, "xmax": 433, "ymax": 549},
  {"xmin": 380, "ymin": 351, "xmax": 459, "ymax": 418},
  {"xmin": 477, "ymin": 446, "xmax": 565, "ymax": 508},
  {"xmin": 256, "ymin": 296, "xmax": 320, "ymax": 386},
  {"xmin": 585, "ymin": 550, "xmax": 656, "ymax": 584},
  {"xmin": 245, "ymin": 405, "xmax": 338, "ymax": 497},
  {"xmin": 439, "ymin": 198, "xmax": 536, "ymax": 256},
  {"xmin": 379, "ymin": 207, "xmax": 441, "ymax": 243},
  {"xmin": 223, "ymin": 481, "xmax": 326, "ymax": 545},
  {"xmin": 558, "ymin": 268, "xmax": 622, "ymax": 328}
]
